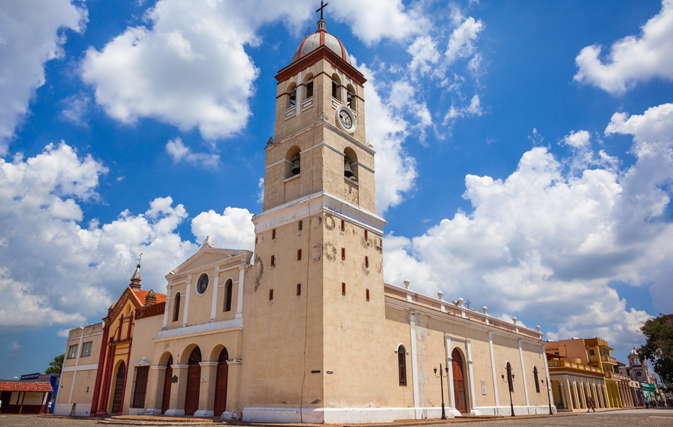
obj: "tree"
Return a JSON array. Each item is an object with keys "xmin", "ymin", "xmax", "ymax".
[
  {"xmin": 45, "ymin": 354, "xmax": 64, "ymax": 375},
  {"xmin": 640, "ymin": 314, "xmax": 673, "ymax": 391}
]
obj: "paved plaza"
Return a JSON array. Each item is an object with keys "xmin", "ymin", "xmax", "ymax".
[{"xmin": 0, "ymin": 410, "xmax": 672, "ymax": 426}]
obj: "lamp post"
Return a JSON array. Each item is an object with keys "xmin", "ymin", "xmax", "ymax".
[
  {"xmin": 434, "ymin": 364, "xmax": 449, "ymax": 420},
  {"xmin": 541, "ymin": 379, "xmax": 553, "ymax": 415},
  {"xmin": 502, "ymin": 363, "xmax": 515, "ymax": 417}
]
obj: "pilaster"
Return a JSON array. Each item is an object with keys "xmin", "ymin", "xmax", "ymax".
[
  {"xmin": 226, "ymin": 359, "xmax": 243, "ymax": 413},
  {"xmin": 144, "ymin": 366, "xmax": 165, "ymax": 415},
  {"xmin": 165, "ymin": 364, "xmax": 188, "ymax": 416},
  {"xmin": 195, "ymin": 361, "xmax": 218, "ymax": 417}
]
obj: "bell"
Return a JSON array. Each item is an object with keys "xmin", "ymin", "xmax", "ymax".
[
  {"xmin": 291, "ymin": 159, "xmax": 301, "ymax": 175},
  {"xmin": 344, "ymin": 159, "xmax": 354, "ymax": 178}
]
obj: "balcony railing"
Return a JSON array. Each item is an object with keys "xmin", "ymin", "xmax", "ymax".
[
  {"xmin": 602, "ymin": 355, "xmax": 617, "ymax": 363},
  {"xmin": 605, "ymin": 371, "xmax": 630, "ymax": 381},
  {"xmin": 547, "ymin": 360, "xmax": 603, "ymax": 374}
]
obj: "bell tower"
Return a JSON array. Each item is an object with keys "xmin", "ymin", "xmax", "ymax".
[{"xmin": 241, "ymin": 8, "xmax": 389, "ymax": 424}]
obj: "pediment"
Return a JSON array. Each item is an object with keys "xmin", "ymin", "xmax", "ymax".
[{"xmin": 166, "ymin": 247, "xmax": 252, "ymax": 279}]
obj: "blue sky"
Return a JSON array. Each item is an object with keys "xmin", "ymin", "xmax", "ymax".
[{"xmin": 1, "ymin": 0, "xmax": 672, "ymax": 378}]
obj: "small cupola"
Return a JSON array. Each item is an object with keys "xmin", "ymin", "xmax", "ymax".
[{"xmin": 129, "ymin": 264, "xmax": 142, "ymax": 290}]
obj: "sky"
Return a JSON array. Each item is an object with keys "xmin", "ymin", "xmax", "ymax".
[{"xmin": 0, "ymin": 0, "xmax": 672, "ymax": 379}]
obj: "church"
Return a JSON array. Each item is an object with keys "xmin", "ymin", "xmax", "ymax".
[{"xmin": 54, "ymin": 8, "xmax": 555, "ymax": 423}]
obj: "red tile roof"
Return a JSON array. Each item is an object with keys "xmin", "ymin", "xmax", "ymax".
[
  {"xmin": 0, "ymin": 381, "xmax": 52, "ymax": 392},
  {"xmin": 131, "ymin": 289, "xmax": 166, "ymax": 305}
]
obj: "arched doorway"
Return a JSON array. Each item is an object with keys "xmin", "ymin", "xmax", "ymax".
[
  {"xmin": 161, "ymin": 355, "xmax": 173, "ymax": 414},
  {"xmin": 213, "ymin": 348, "xmax": 229, "ymax": 416},
  {"xmin": 452, "ymin": 349, "xmax": 467, "ymax": 413},
  {"xmin": 184, "ymin": 347, "xmax": 202, "ymax": 416},
  {"xmin": 111, "ymin": 361, "xmax": 126, "ymax": 414}
]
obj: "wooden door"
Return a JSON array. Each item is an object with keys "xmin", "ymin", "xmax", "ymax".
[
  {"xmin": 452, "ymin": 349, "xmax": 467, "ymax": 413},
  {"xmin": 111, "ymin": 362, "xmax": 126, "ymax": 414},
  {"xmin": 213, "ymin": 349, "xmax": 229, "ymax": 416},
  {"xmin": 184, "ymin": 364, "xmax": 201, "ymax": 415},
  {"xmin": 161, "ymin": 364, "xmax": 172, "ymax": 414}
]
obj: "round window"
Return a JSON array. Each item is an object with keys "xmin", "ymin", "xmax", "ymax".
[{"xmin": 196, "ymin": 274, "xmax": 209, "ymax": 295}]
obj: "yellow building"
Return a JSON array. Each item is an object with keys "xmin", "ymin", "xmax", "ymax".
[
  {"xmin": 56, "ymin": 13, "xmax": 554, "ymax": 423},
  {"xmin": 546, "ymin": 338, "xmax": 638, "ymax": 411}
]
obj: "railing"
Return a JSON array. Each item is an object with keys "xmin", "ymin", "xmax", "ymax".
[
  {"xmin": 547, "ymin": 359, "xmax": 603, "ymax": 373},
  {"xmin": 302, "ymin": 97, "xmax": 313, "ymax": 111},
  {"xmin": 602, "ymin": 355, "xmax": 617, "ymax": 363},
  {"xmin": 605, "ymin": 371, "xmax": 630, "ymax": 380},
  {"xmin": 384, "ymin": 283, "xmax": 544, "ymax": 340},
  {"xmin": 285, "ymin": 105, "xmax": 296, "ymax": 120},
  {"xmin": 332, "ymin": 97, "xmax": 341, "ymax": 109}
]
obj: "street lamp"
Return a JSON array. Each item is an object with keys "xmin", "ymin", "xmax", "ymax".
[
  {"xmin": 541, "ymin": 379, "xmax": 553, "ymax": 415},
  {"xmin": 502, "ymin": 362, "xmax": 515, "ymax": 417},
  {"xmin": 434, "ymin": 364, "xmax": 449, "ymax": 420}
]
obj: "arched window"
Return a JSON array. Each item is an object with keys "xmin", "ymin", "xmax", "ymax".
[
  {"xmin": 304, "ymin": 73, "xmax": 314, "ymax": 100},
  {"xmin": 346, "ymin": 84, "xmax": 356, "ymax": 110},
  {"xmin": 173, "ymin": 292, "xmax": 181, "ymax": 322},
  {"xmin": 287, "ymin": 83, "xmax": 297, "ymax": 108},
  {"xmin": 397, "ymin": 345, "xmax": 407, "ymax": 386},
  {"xmin": 188, "ymin": 347, "xmax": 202, "ymax": 365},
  {"xmin": 223, "ymin": 279, "xmax": 233, "ymax": 312},
  {"xmin": 332, "ymin": 74, "xmax": 341, "ymax": 101},
  {"xmin": 506, "ymin": 361, "xmax": 514, "ymax": 392},
  {"xmin": 533, "ymin": 366, "xmax": 540, "ymax": 393},
  {"xmin": 285, "ymin": 145, "xmax": 301, "ymax": 178}
]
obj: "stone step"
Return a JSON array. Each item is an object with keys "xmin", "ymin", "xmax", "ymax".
[{"xmin": 98, "ymin": 415, "xmax": 223, "ymax": 425}]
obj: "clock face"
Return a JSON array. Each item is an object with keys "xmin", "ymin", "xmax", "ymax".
[{"xmin": 336, "ymin": 106, "xmax": 357, "ymax": 133}]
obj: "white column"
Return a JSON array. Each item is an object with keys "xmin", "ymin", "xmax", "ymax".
[
  {"xmin": 518, "ymin": 339, "xmax": 530, "ymax": 407},
  {"xmin": 235, "ymin": 263, "xmax": 245, "ymax": 319},
  {"xmin": 68, "ymin": 327, "xmax": 85, "ymax": 404},
  {"xmin": 445, "ymin": 336, "xmax": 456, "ymax": 411},
  {"xmin": 182, "ymin": 274, "xmax": 192, "ymax": 327},
  {"xmin": 541, "ymin": 345, "xmax": 553, "ymax": 412},
  {"xmin": 296, "ymin": 72, "xmax": 303, "ymax": 117},
  {"xmin": 564, "ymin": 377, "xmax": 574, "ymax": 410},
  {"xmin": 489, "ymin": 332, "xmax": 500, "ymax": 409},
  {"xmin": 409, "ymin": 311, "xmax": 420, "ymax": 418},
  {"xmin": 210, "ymin": 267, "xmax": 220, "ymax": 322},
  {"xmin": 162, "ymin": 282, "xmax": 171, "ymax": 329},
  {"xmin": 466, "ymin": 339, "xmax": 478, "ymax": 414}
]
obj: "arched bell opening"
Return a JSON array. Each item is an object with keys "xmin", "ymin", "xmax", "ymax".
[
  {"xmin": 303, "ymin": 73, "xmax": 314, "ymax": 100},
  {"xmin": 346, "ymin": 84, "xmax": 356, "ymax": 110},
  {"xmin": 332, "ymin": 73, "xmax": 342, "ymax": 101},
  {"xmin": 343, "ymin": 147, "xmax": 358, "ymax": 181},
  {"xmin": 286, "ymin": 82, "xmax": 297, "ymax": 109},
  {"xmin": 184, "ymin": 347, "xmax": 202, "ymax": 416},
  {"xmin": 285, "ymin": 145, "xmax": 301, "ymax": 178}
]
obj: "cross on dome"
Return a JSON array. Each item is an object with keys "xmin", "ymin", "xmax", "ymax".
[{"xmin": 316, "ymin": 0, "xmax": 329, "ymax": 20}]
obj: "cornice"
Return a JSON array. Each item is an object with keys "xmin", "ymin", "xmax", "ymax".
[
  {"xmin": 252, "ymin": 191, "xmax": 386, "ymax": 235},
  {"xmin": 276, "ymin": 45, "xmax": 366, "ymax": 86}
]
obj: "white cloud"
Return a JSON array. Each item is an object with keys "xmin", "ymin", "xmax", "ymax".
[
  {"xmin": 384, "ymin": 103, "xmax": 673, "ymax": 348},
  {"xmin": 166, "ymin": 137, "xmax": 219, "ymax": 167},
  {"xmin": 332, "ymin": 0, "xmax": 427, "ymax": 45},
  {"xmin": 358, "ymin": 63, "xmax": 418, "ymax": 213},
  {"xmin": 574, "ymin": 0, "xmax": 673, "ymax": 95},
  {"xmin": 445, "ymin": 17, "xmax": 484, "ymax": 66},
  {"xmin": 0, "ymin": 142, "xmax": 200, "ymax": 326},
  {"xmin": 407, "ymin": 36, "xmax": 440, "ymax": 76},
  {"xmin": 12, "ymin": 341, "xmax": 20, "ymax": 350},
  {"xmin": 0, "ymin": 0, "xmax": 87, "ymax": 154},
  {"xmin": 80, "ymin": 0, "xmax": 426, "ymax": 142},
  {"xmin": 56, "ymin": 329, "xmax": 70, "ymax": 338},
  {"xmin": 60, "ymin": 94, "xmax": 90, "ymax": 127},
  {"xmin": 443, "ymin": 94, "xmax": 483, "ymax": 123},
  {"xmin": 191, "ymin": 207, "xmax": 255, "ymax": 251}
]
